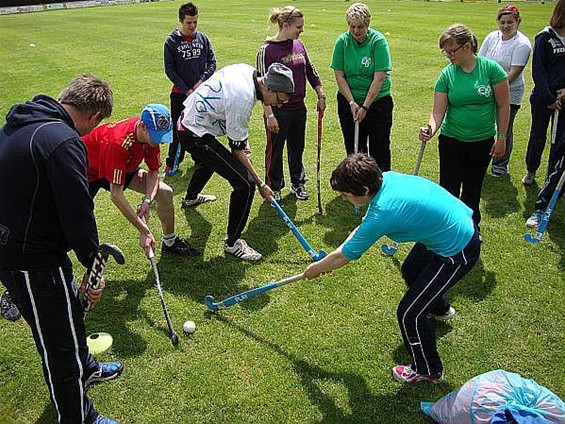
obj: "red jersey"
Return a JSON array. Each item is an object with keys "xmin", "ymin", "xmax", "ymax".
[{"xmin": 82, "ymin": 117, "xmax": 161, "ymax": 185}]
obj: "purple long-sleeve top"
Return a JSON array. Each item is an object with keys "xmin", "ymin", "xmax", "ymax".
[{"xmin": 257, "ymin": 38, "xmax": 322, "ymax": 109}]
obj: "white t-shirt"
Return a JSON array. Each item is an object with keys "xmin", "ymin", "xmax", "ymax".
[
  {"xmin": 181, "ymin": 63, "xmax": 257, "ymax": 143},
  {"xmin": 479, "ymin": 30, "xmax": 531, "ymax": 105}
]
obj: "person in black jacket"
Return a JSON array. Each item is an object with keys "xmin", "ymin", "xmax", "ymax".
[
  {"xmin": 0, "ymin": 75, "xmax": 122, "ymax": 424},
  {"xmin": 522, "ymin": 0, "xmax": 565, "ymax": 186}
]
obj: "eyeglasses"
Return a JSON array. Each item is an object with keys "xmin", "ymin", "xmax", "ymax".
[
  {"xmin": 275, "ymin": 92, "xmax": 289, "ymax": 105},
  {"xmin": 441, "ymin": 44, "xmax": 464, "ymax": 57}
]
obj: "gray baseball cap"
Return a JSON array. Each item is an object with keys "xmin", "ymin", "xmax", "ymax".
[{"xmin": 263, "ymin": 63, "xmax": 295, "ymax": 94}]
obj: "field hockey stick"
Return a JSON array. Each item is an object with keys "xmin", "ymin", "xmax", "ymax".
[
  {"xmin": 381, "ymin": 128, "xmax": 429, "ymax": 256},
  {"xmin": 82, "ymin": 243, "xmax": 125, "ymax": 311},
  {"xmin": 524, "ymin": 168, "xmax": 565, "ymax": 244},
  {"xmin": 550, "ymin": 109, "xmax": 559, "ymax": 146},
  {"xmin": 271, "ymin": 198, "xmax": 327, "ymax": 261},
  {"xmin": 316, "ymin": 110, "xmax": 323, "ymax": 215},
  {"xmin": 354, "ymin": 121, "xmax": 360, "ymax": 216},
  {"xmin": 172, "ymin": 143, "xmax": 182, "ymax": 172},
  {"xmin": 147, "ymin": 246, "xmax": 179, "ymax": 346},
  {"xmin": 205, "ymin": 273, "xmax": 304, "ymax": 312}
]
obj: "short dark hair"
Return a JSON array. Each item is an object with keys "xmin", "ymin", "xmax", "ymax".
[
  {"xmin": 58, "ymin": 74, "xmax": 113, "ymax": 119},
  {"xmin": 179, "ymin": 2, "xmax": 198, "ymax": 21},
  {"xmin": 330, "ymin": 154, "xmax": 383, "ymax": 196}
]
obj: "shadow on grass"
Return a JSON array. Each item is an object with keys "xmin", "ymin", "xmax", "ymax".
[
  {"xmin": 449, "ymin": 258, "xmax": 496, "ymax": 302},
  {"xmin": 85, "ymin": 278, "xmax": 148, "ymax": 359},
  {"xmin": 481, "ymin": 173, "xmax": 520, "ymax": 218},
  {"xmin": 319, "ymin": 195, "xmax": 363, "ymax": 249},
  {"xmin": 214, "ymin": 315, "xmax": 455, "ymax": 423}
]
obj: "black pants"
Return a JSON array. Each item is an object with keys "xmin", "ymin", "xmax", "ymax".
[
  {"xmin": 399, "ymin": 225, "xmax": 480, "ymax": 375},
  {"xmin": 166, "ymin": 92, "xmax": 188, "ymax": 168},
  {"xmin": 337, "ymin": 92, "xmax": 393, "ymax": 171},
  {"xmin": 439, "ymin": 135, "xmax": 493, "ymax": 225},
  {"xmin": 525, "ymin": 94, "xmax": 564, "ymax": 176},
  {"xmin": 179, "ymin": 129, "xmax": 255, "ymax": 245},
  {"xmin": 264, "ymin": 105, "xmax": 307, "ymax": 191},
  {"xmin": 0, "ymin": 259, "xmax": 99, "ymax": 423}
]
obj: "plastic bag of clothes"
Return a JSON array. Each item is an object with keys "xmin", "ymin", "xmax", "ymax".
[{"xmin": 420, "ymin": 369, "xmax": 564, "ymax": 423}]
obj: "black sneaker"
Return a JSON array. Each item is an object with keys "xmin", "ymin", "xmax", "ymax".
[
  {"xmin": 162, "ymin": 237, "xmax": 198, "ymax": 257},
  {"xmin": 290, "ymin": 183, "xmax": 309, "ymax": 200},
  {"xmin": 85, "ymin": 361, "xmax": 124, "ymax": 390},
  {"xmin": 1, "ymin": 290, "xmax": 21, "ymax": 322}
]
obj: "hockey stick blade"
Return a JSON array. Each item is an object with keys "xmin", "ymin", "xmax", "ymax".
[{"xmin": 523, "ymin": 233, "xmax": 542, "ymax": 244}]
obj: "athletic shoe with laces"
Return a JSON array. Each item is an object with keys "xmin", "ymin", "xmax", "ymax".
[
  {"xmin": 85, "ymin": 361, "xmax": 124, "ymax": 390},
  {"xmin": 273, "ymin": 190, "xmax": 283, "ymax": 204},
  {"xmin": 290, "ymin": 183, "xmax": 309, "ymax": 200},
  {"xmin": 92, "ymin": 413, "xmax": 120, "ymax": 424},
  {"xmin": 526, "ymin": 210, "xmax": 544, "ymax": 228},
  {"xmin": 162, "ymin": 166, "xmax": 178, "ymax": 177},
  {"xmin": 224, "ymin": 239, "xmax": 263, "ymax": 261},
  {"xmin": 427, "ymin": 306, "xmax": 456, "ymax": 321},
  {"xmin": 162, "ymin": 236, "xmax": 198, "ymax": 257},
  {"xmin": 392, "ymin": 365, "xmax": 443, "ymax": 384},
  {"xmin": 181, "ymin": 194, "xmax": 217, "ymax": 208},
  {"xmin": 521, "ymin": 171, "xmax": 535, "ymax": 186},
  {"xmin": 1, "ymin": 290, "xmax": 21, "ymax": 322}
]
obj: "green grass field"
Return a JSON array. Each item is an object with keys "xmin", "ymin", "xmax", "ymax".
[{"xmin": 0, "ymin": 0, "xmax": 564, "ymax": 422}]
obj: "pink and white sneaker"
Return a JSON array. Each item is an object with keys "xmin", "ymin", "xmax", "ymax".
[{"xmin": 392, "ymin": 365, "xmax": 443, "ymax": 384}]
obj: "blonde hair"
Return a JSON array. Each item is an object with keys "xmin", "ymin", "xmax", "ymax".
[
  {"xmin": 346, "ymin": 2, "xmax": 371, "ymax": 27},
  {"xmin": 58, "ymin": 74, "xmax": 113, "ymax": 119},
  {"xmin": 268, "ymin": 5, "xmax": 303, "ymax": 28},
  {"xmin": 439, "ymin": 24, "xmax": 478, "ymax": 55}
]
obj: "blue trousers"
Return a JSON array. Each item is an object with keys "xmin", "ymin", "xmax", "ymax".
[
  {"xmin": 398, "ymin": 225, "xmax": 480, "ymax": 375},
  {"xmin": 0, "ymin": 259, "xmax": 100, "ymax": 423}
]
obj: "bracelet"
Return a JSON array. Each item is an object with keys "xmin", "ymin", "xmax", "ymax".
[
  {"xmin": 266, "ymin": 113, "xmax": 274, "ymax": 119},
  {"xmin": 142, "ymin": 197, "xmax": 152, "ymax": 205},
  {"xmin": 496, "ymin": 133, "xmax": 507, "ymax": 138},
  {"xmin": 349, "ymin": 100, "xmax": 355, "ymax": 106},
  {"xmin": 257, "ymin": 182, "xmax": 267, "ymax": 189},
  {"xmin": 360, "ymin": 105, "xmax": 369, "ymax": 111}
]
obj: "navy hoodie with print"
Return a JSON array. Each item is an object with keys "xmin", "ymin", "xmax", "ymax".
[
  {"xmin": 531, "ymin": 26, "xmax": 565, "ymax": 105},
  {"xmin": 0, "ymin": 95, "xmax": 98, "ymax": 271}
]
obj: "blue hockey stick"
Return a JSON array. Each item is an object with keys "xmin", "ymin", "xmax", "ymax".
[
  {"xmin": 271, "ymin": 198, "xmax": 326, "ymax": 261},
  {"xmin": 524, "ymin": 160, "xmax": 565, "ymax": 244},
  {"xmin": 524, "ymin": 110, "xmax": 563, "ymax": 244},
  {"xmin": 381, "ymin": 133, "xmax": 428, "ymax": 256},
  {"xmin": 205, "ymin": 273, "xmax": 304, "ymax": 312}
]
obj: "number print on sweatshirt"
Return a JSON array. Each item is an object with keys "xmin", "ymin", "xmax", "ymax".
[{"xmin": 177, "ymin": 41, "xmax": 204, "ymax": 60}]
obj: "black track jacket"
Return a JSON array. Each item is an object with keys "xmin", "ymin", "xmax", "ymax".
[{"xmin": 0, "ymin": 95, "xmax": 98, "ymax": 271}]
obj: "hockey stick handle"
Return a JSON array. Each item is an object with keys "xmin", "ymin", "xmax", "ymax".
[
  {"xmin": 551, "ymin": 109, "xmax": 559, "ymax": 145},
  {"xmin": 206, "ymin": 273, "xmax": 304, "ymax": 311},
  {"xmin": 413, "ymin": 140, "xmax": 427, "ymax": 176},
  {"xmin": 83, "ymin": 243, "xmax": 125, "ymax": 311},
  {"xmin": 317, "ymin": 110, "xmax": 323, "ymax": 215}
]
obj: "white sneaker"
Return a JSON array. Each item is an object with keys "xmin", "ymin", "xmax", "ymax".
[
  {"xmin": 224, "ymin": 239, "xmax": 262, "ymax": 261},
  {"xmin": 526, "ymin": 210, "xmax": 544, "ymax": 228},
  {"xmin": 427, "ymin": 306, "xmax": 456, "ymax": 321},
  {"xmin": 181, "ymin": 194, "xmax": 217, "ymax": 208},
  {"xmin": 521, "ymin": 171, "xmax": 535, "ymax": 186}
]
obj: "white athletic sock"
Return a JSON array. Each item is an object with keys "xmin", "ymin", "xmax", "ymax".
[{"xmin": 162, "ymin": 233, "xmax": 177, "ymax": 247}]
